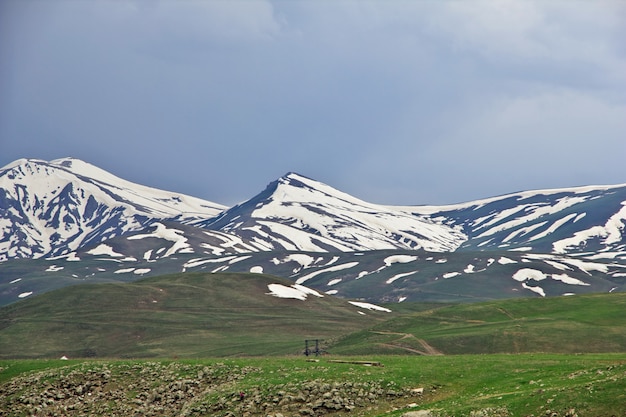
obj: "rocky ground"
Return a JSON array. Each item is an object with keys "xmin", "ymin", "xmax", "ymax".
[{"xmin": 0, "ymin": 361, "xmax": 422, "ymax": 417}]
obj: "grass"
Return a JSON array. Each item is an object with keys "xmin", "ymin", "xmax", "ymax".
[
  {"xmin": 330, "ymin": 292, "xmax": 626, "ymax": 355},
  {"xmin": 2, "ymin": 273, "xmax": 626, "ymax": 359},
  {"xmin": 2, "ymin": 272, "xmax": 626, "ymax": 415},
  {"xmin": 1, "ymin": 353, "xmax": 625, "ymax": 416},
  {"xmin": 0, "ymin": 272, "xmax": 391, "ymax": 358}
]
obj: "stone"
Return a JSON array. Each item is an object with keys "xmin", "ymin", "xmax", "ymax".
[{"xmin": 403, "ymin": 410, "xmax": 434, "ymax": 417}]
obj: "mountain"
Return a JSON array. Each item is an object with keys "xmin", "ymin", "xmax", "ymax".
[
  {"xmin": 0, "ymin": 158, "xmax": 225, "ymax": 261},
  {"xmin": 197, "ymin": 172, "xmax": 466, "ymax": 252},
  {"xmin": 410, "ymin": 184, "xmax": 626, "ymax": 254},
  {"xmin": 1, "ymin": 157, "xmax": 625, "ymax": 306}
]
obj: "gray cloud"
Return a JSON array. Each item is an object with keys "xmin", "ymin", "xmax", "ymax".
[{"xmin": 1, "ymin": 0, "xmax": 624, "ymax": 205}]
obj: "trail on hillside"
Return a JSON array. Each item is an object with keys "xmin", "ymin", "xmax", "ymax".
[{"xmin": 372, "ymin": 331, "xmax": 444, "ymax": 355}]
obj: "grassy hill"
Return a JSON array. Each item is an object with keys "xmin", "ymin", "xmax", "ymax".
[
  {"xmin": 329, "ymin": 292, "xmax": 626, "ymax": 355},
  {"xmin": 0, "ymin": 272, "xmax": 391, "ymax": 359},
  {"xmin": 2, "ymin": 271, "xmax": 626, "ymax": 359}
]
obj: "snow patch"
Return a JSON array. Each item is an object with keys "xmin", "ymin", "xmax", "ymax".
[
  {"xmin": 386, "ymin": 271, "xmax": 415, "ymax": 284},
  {"xmin": 250, "ymin": 266, "xmax": 263, "ymax": 273},
  {"xmin": 10, "ymin": 278, "xmax": 22, "ymax": 284},
  {"xmin": 384, "ymin": 255, "xmax": 418, "ymax": 265},
  {"xmin": 443, "ymin": 272, "xmax": 461, "ymax": 279},
  {"xmin": 522, "ymin": 282, "xmax": 545, "ymax": 297},
  {"xmin": 86, "ymin": 244, "xmax": 124, "ymax": 257},
  {"xmin": 266, "ymin": 283, "xmax": 323, "ymax": 300},
  {"xmin": 349, "ymin": 301, "xmax": 392, "ymax": 312},
  {"xmin": 551, "ymin": 273, "xmax": 589, "ymax": 286},
  {"xmin": 18, "ymin": 291, "xmax": 33, "ymax": 298},
  {"xmin": 513, "ymin": 268, "xmax": 547, "ymax": 282},
  {"xmin": 46, "ymin": 265, "xmax": 64, "ymax": 272},
  {"xmin": 295, "ymin": 261, "xmax": 359, "ymax": 285},
  {"xmin": 127, "ymin": 223, "xmax": 190, "ymax": 257}
]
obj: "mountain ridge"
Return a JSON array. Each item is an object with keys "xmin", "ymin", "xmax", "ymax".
[{"xmin": 1, "ymin": 157, "xmax": 625, "ymax": 305}]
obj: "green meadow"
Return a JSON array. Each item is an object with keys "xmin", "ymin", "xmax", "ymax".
[
  {"xmin": 1, "ymin": 272, "xmax": 625, "ymax": 415},
  {"xmin": 1, "ymin": 354, "xmax": 625, "ymax": 416}
]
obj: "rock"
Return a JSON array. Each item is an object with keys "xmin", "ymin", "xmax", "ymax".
[{"xmin": 403, "ymin": 410, "xmax": 434, "ymax": 417}]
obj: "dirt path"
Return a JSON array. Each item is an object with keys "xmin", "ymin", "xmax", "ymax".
[{"xmin": 372, "ymin": 331, "xmax": 444, "ymax": 355}]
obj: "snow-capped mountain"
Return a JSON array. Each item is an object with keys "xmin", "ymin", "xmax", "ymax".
[
  {"xmin": 197, "ymin": 172, "xmax": 467, "ymax": 253},
  {"xmin": 410, "ymin": 184, "xmax": 626, "ymax": 254},
  {"xmin": 1, "ymin": 157, "xmax": 625, "ymax": 306},
  {"xmin": 0, "ymin": 158, "xmax": 225, "ymax": 261}
]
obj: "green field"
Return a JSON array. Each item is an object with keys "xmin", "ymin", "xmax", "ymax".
[
  {"xmin": 1, "ymin": 272, "xmax": 626, "ymax": 415},
  {"xmin": 0, "ymin": 272, "xmax": 391, "ymax": 358},
  {"xmin": 1, "ymin": 354, "xmax": 625, "ymax": 416},
  {"xmin": 330, "ymin": 292, "xmax": 626, "ymax": 355},
  {"xmin": 2, "ymin": 272, "xmax": 626, "ymax": 359}
]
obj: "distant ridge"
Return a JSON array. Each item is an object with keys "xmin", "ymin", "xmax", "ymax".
[{"xmin": 1, "ymin": 157, "xmax": 625, "ymax": 305}]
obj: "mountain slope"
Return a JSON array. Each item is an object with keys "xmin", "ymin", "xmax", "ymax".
[
  {"xmin": 1, "ymin": 157, "xmax": 625, "ymax": 306},
  {"xmin": 0, "ymin": 158, "xmax": 225, "ymax": 261},
  {"xmin": 329, "ymin": 292, "xmax": 626, "ymax": 355},
  {"xmin": 198, "ymin": 172, "xmax": 466, "ymax": 252},
  {"xmin": 0, "ymin": 271, "xmax": 391, "ymax": 358},
  {"xmin": 410, "ymin": 184, "xmax": 626, "ymax": 254}
]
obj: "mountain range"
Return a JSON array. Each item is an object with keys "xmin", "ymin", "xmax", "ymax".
[{"xmin": 1, "ymin": 157, "xmax": 625, "ymax": 306}]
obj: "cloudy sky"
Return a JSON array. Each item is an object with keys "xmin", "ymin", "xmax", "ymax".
[{"xmin": 1, "ymin": 0, "xmax": 625, "ymax": 206}]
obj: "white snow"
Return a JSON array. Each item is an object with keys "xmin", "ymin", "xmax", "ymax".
[
  {"xmin": 502, "ymin": 222, "xmax": 547, "ymax": 243},
  {"xmin": 134, "ymin": 268, "xmax": 151, "ymax": 275},
  {"xmin": 10, "ymin": 278, "xmax": 22, "ymax": 284},
  {"xmin": 127, "ymin": 223, "xmax": 190, "ymax": 257},
  {"xmin": 508, "ymin": 247, "xmax": 533, "ymax": 252},
  {"xmin": 66, "ymin": 252, "xmax": 80, "ymax": 261},
  {"xmin": 529, "ymin": 213, "xmax": 578, "ymax": 241},
  {"xmin": 250, "ymin": 266, "xmax": 264, "ymax": 273},
  {"xmin": 114, "ymin": 267, "xmax": 135, "ymax": 274},
  {"xmin": 266, "ymin": 283, "xmax": 323, "ymax": 300},
  {"xmin": 327, "ymin": 278, "xmax": 342, "ymax": 286},
  {"xmin": 183, "ymin": 256, "xmax": 237, "ymax": 269},
  {"xmin": 522, "ymin": 282, "xmax": 545, "ymax": 297},
  {"xmin": 86, "ymin": 244, "xmax": 124, "ymax": 257},
  {"xmin": 513, "ymin": 268, "xmax": 547, "ymax": 282},
  {"xmin": 464, "ymin": 264, "xmax": 475, "ymax": 273},
  {"xmin": 348, "ymin": 301, "xmax": 392, "ymax": 312},
  {"xmin": 293, "ymin": 284, "xmax": 324, "ymax": 298},
  {"xmin": 386, "ymin": 271, "xmax": 416, "ymax": 284},
  {"xmin": 18, "ymin": 291, "xmax": 33, "ymax": 298},
  {"xmin": 247, "ymin": 174, "xmax": 467, "ymax": 253},
  {"xmin": 551, "ymin": 273, "xmax": 589, "ymax": 286},
  {"xmin": 45, "ymin": 265, "xmax": 64, "ymax": 272},
  {"xmin": 228, "ymin": 255, "xmax": 252, "ymax": 264},
  {"xmin": 443, "ymin": 272, "xmax": 461, "ymax": 279},
  {"xmin": 557, "ymin": 258, "xmax": 610, "ymax": 275},
  {"xmin": 553, "ymin": 204, "xmax": 626, "ymax": 253},
  {"xmin": 295, "ymin": 261, "xmax": 359, "ymax": 284},
  {"xmin": 274, "ymin": 253, "xmax": 318, "ymax": 273},
  {"xmin": 384, "ymin": 255, "xmax": 418, "ymax": 265}
]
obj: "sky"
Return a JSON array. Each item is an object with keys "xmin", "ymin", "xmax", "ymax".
[{"xmin": 1, "ymin": 0, "xmax": 625, "ymax": 206}]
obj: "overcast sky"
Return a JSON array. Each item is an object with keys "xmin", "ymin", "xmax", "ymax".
[{"xmin": 1, "ymin": 0, "xmax": 625, "ymax": 206}]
